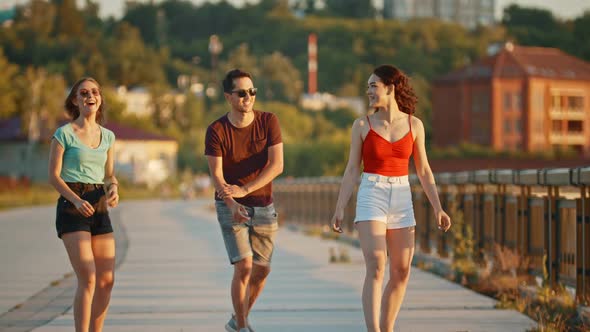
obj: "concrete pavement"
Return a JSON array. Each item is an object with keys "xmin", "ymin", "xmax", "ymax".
[{"xmin": 1, "ymin": 199, "xmax": 535, "ymax": 331}]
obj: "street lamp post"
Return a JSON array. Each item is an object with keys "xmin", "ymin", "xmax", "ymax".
[
  {"xmin": 207, "ymin": 34, "xmax": 223, "ymax": 99},
  {"xmin": 208, "ymin": 34, "xmax": 222, "ymax": 78}
]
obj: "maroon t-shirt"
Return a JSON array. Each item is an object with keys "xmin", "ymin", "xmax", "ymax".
[{"xmin": 205, "ymin": 110, "xmax": 282, "ymax": 207}]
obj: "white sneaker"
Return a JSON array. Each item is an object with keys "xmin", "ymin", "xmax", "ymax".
[
  {"xmin": 225, "ymin": 315, "xmax": 237, "ymax": 332},
  {"xmin": 226, "ymin": 314, "xmax": 254, "ymax": 332}
]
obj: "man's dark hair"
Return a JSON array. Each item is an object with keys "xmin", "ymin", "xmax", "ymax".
[{"xmin": 222, "ymin": 69, "xmax": 253, "ymax": 93}]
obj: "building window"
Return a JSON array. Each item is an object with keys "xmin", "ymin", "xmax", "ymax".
[
  {"xmin": 471, "ymin": 91, "xmax": 489, "ymax": 114},
  {"xmin": 572, "ymin": 145, "xmax": 583, "ymax": 154},
  {"xmin": 471, "ymin": 118, "xmax": 490, "ymax": 144},
  {"xmin": 471, "ymin": 94, "xmax": 480, "ymax": 113},
  {"xmin": 568, "ymin": 120, "xmax": 583, "ymax": 132},
  {"xmin": 514, "ymin": 119, "xmax": 522, "ymax": 133},
  {"xmin": 513, "ymin": 93, "xmax": 522, "ymax": 110},
  {"xmin": 567, "ymin": 96, "xmax": 584, "ymax": 109},
  {"xmin": 504, "ymin": 92, "xmax": 512, "ymax": 111},
  {"xmin": 504, "ymin": 119, "xmax": 511, "ymax": 133}
]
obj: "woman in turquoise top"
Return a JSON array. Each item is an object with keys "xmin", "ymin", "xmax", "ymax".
[{"xmin": 48, "ymin": 77, "xmax": 119, "ymax": 332}]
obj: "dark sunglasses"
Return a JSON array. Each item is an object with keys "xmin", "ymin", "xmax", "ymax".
[
  {"xmin": 78, "ymin": 88, "xmax": 100, "ymax": 98},
  {"xmin": 231, "ymin": 88, "xmax": 257, "ymax": 98}
]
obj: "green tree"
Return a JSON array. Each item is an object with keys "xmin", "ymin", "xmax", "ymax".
[
  {"xmin": 0, "ymin": 50, "xmax": 20, "ymax": 119},
  {"xmin": 292, "ymin": 0, "xmax": 319, "ymax": 15},
  {"xmin": 106, "ymin": 22, "xmax": 167, "ymax": 86},
  {"xmin": 323, "ymin": 0, "xmax": 375, "ymax": 18},
  {"xmin": 68, "ymin": 57, "xmax": 85, "ymax": 83},
  {"xmin": 411, "ymin": 74, "xmax": 432, "ymax": 144},
  {"xmin": 259, "ymin": 51, "xmax": 303, "ymax": 102},
  {"xmin": 86, "ymin": 53, "xmax": 109, "ymax": 84},
  {"xmin": 121, "ymin": 2, "xmax": 158, "ymax": 45},
  {"xmin": 501, "ymin": 4, "xmax": 569, "ymax": 48},
  {"xmin": 222, "ymin": 43, "xmax": 259, "ymax": 76},
  {"xmin": 54, "ymin": 0, "xmax": 85, "ymax": 38},
  {"xmin": 258, "ymin": 101, "xmax": 314, "ymax": 143},
  {"xmin": 20, "ymin": 0, "xmax": 57, "ymax": 39},
  {"xmin": 16, "ymin": 67, "xmax": 65, "ymax": 140},
  {"xmin": 101, "ymin": 88, "xmax": 127, "ymax": 123},
  {"xmin": 572, "ymin": 11, "xmax": 590, "ymax": 61},
  {"xmin": 175, "ymin": 92, "xmax": 205, "ymax": 132},
  {"xmin": 81, "ymin": 0, "xmax": 102, "ymax": 30},
  {"xmin": 175, "ymin": 92, "xmax": 208, "ymax": 172},
  {"xmin": 321, "ymin": 107, "xmax": 357, "ymax": 129}
]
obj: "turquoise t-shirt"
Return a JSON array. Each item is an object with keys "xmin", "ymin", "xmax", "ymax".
[{"xmin": 52, "ymin": 123, "xmax": 116, "ymax": 184}]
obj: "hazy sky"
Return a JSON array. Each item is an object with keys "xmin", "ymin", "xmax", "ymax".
[{"xmin": 3, "ymin": 0, "xmax": 589, "ymax": 20}]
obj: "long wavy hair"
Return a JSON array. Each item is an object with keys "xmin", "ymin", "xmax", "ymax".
[
  {"xmin": 64, "ymin": 77, "xmax": 106, "ymax": 124},
  {"xmin": 373, "ymin": 65, "xmax": 417, "ymax": 115}
]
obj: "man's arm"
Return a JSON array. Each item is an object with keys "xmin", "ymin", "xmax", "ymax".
[
  {"xmin": 206, "ymin": 155, "xmax": 249, "ymax": 222},
  {"xmin": 221, "ymin": 143, "xmax": 284, "ymax": 198}
]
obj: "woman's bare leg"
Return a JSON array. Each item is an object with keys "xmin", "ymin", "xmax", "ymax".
[
  {"xmin": 357, "ymin": 221, "xmax": 387, "ymax": 332},
  {"xmin": 380, "ymin": 226, "xmax": 415, "ymax": 332},
  {"xmin": 62, "ymin": 232, "xmax": 96, "ymax": 332},
  {"xmin": 89, "ymin": 233, "xmax": 115, "ymax": 332}
]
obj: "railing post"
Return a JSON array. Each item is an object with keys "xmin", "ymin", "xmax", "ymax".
[
  {"xmin": 576, "ymin": 167, "xmax": 590, "ymax": 303},
  {"xmin": 543, "ymin": 168, "xmax": 572, "ymax": 288},
  {"xmin": 474, "ymin": 170, "xmax": 494, "ymax": 256},
  {"xmin": 495, "ymin": 169, "xmax": 519, "ymax": 251},
  {"xmin": 436, "ymin": 173, "xmax": 452, "ymax": 258},
  {"xmin": 473, "ymin": 170, "xmax": 488, "ymax": 262}
]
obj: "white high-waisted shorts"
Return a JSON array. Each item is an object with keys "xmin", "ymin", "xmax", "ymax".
[{"xmin": 354, "ymin": 172, "xmax": 416, "ymax": 229}]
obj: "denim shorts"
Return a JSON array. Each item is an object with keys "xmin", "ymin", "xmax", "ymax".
[
  {"xmin": 354, "ymin": 173, "xmax": 416, "ymax": 229},
  {"xmin": 55, "ymin": 182, "xmax": 113, "ymax": 238},
  {"xmin": 215, "ymin": 201, "xmax": 279, "ymax": 265}
]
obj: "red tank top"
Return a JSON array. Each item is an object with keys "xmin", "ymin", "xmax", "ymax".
[{"xmin": 362, "ymin": 114, "xmax": 414, "ymax": 176}]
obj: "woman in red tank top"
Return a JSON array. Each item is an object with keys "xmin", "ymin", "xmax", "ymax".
[{"xmin": 330, "ymin": 65, "xmax": 451, "ymax": 332}]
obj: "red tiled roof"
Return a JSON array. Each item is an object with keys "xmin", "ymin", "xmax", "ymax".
[
  {"xmin": 436, "ymin": 44, "xmax": 590, "ymax": 82},
  {"xmin": 0, "ymin": 117, "xmax": 25, "ymax": 141},
  {"xmin": 103, "ymin": 122, "xmax": 176, "ymax": 142}
]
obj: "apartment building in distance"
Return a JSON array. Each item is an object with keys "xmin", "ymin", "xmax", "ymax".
[
  {"xmin": 432, "ymin": 42, "xmax": 590, "ymax": 157},
  {"xmin": 383, "ymin": 0, "xmax": 495, "ymax": 28}
]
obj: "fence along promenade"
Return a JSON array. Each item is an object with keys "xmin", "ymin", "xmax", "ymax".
[{"xmin": 273, "ymin": 167, "xmax": 590, "ymax": 303}]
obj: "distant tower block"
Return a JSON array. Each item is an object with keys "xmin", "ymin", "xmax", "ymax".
[{"xmin": 308, "ymin": 33, "xmax": 317, "ymax": 94}]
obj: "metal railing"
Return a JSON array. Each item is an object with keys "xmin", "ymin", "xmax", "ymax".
[{"xmin": 273, "ymin": 167, "xmax": 590, "ymax": 302}]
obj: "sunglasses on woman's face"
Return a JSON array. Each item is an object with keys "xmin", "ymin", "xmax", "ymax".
[
  {"xmin": 78, "ymin": 88, "xmax": 100, "ymax": 98},
  {"xmin": 231, "ymin": 88, "xmax": 257, "ymax": 98}
]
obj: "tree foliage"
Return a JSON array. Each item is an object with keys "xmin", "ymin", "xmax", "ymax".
[
  {"xmin": 322, "ymin": 0, "xmax": 376, "ymax": 18},
  {"xmin": 0, "ymin": 50, "xmax": 20, "ymax": 118}
]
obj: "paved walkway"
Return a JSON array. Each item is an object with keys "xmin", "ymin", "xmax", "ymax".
[{"xmin": 1, "ymin": 199, "xmax": 535, "ymax": 331}]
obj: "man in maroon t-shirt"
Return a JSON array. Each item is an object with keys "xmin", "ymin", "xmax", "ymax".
[{"xmin": 205, "ymin": 69, "xmax": 283, "ymax": 332}]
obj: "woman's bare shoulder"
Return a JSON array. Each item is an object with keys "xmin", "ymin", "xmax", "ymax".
[
  {"xmin": 354, "ymin": 115, "xmax": 372, "ymax": 128},
  {"xmin": 410, "ymin": 115, "xmax": 424, "ymax": 129}
]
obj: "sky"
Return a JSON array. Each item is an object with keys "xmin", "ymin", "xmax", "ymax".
[{"xmin": 2, "ymin": 0, "xmax": 589, "ymax": 20}]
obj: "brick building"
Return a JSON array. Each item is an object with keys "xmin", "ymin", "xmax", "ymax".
[{"xmin": 432, "ymin": 43, "xmax": 590, "ymax": 156}]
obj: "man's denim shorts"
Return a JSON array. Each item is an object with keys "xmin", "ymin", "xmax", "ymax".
[{"xmin": 215, "ymin": 201, "xmax": 279, "ymax": 266}]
